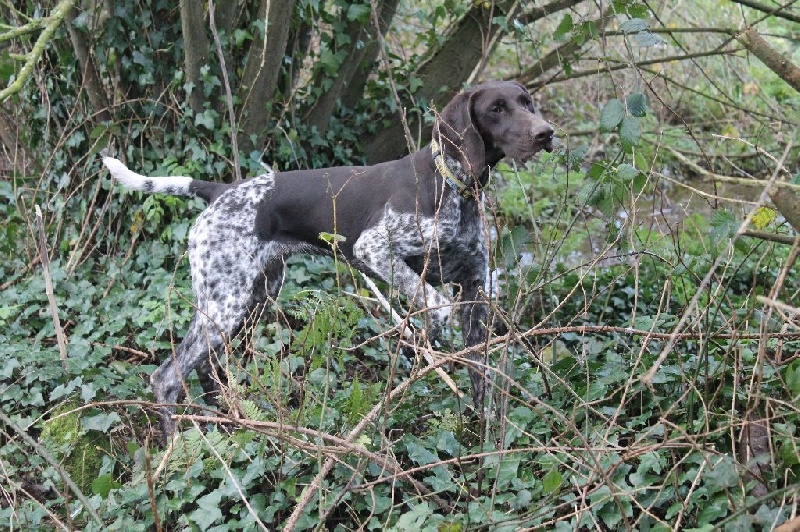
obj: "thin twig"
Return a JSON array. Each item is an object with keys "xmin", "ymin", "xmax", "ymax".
[
  {"xmin": 0, "ymin": 409, "xmax": 104, "ymax": 527},
  {"xmin": 0, "ymin": 0, "xmax": 77, "ymax": 101},
  {"xmin": 208, "ymin": 0, "xmax": 242, "ymax": 182},
  {"xmin": 174, "ymin": 414, "xmax": 448, "ymax": 508},
  {"xmin": 35, "ymin": 205, "xmax": 68, "ymax": 372},
  {"xmin": 143, "ymin": 438, "xmax": 163, "ymax": 532},
  {"xmin": 641, "ymin": 140, "xmax": 795, "ymax": 386},
  {"xmin": 281, "ymin": 349, "xmax": 455, "ymax": 531},
  {"xmin": 359, "ymin": 272, "xmax": 464, "ymax": 398},
  {"xmin": 189, "ymin": 419, "xmax": 270, "ymax": 530}
]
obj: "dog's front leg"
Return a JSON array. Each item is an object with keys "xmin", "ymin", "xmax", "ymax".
[
  {"xmin": 460, "ymin": 279, "xmax": 490, "ymax": 410},
  {"xmin": 354, "ymin": 235, "xmax": 451, "ymax": 337}
]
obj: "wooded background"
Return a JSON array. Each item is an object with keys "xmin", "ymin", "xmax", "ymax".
[{"xmin": 1, "ymin": 1, "xmax": 800, "ymax": 530}]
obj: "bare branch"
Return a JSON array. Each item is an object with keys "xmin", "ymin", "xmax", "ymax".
[
  {"xmin": 209, "ymin": 0, "xmax": 241, "ymax": 182},
  {"xmin": 729, "ymin": 0, "xmax": 800, "ymax": 23},
  {"xmin": 735, "ymin": 26, "xmax": 800, "ymax": 93},
  {"xmin": 742, "ymin": 229, "xmax": 799, "ymax": 246},
  {"xmin": 362, "ymin": 0, "xmax": 519, "ymax": 163},
  {"xmin": 517, "ymin": 0, "xmax": 586, "ymax": 24}
]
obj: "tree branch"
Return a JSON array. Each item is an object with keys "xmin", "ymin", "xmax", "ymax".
[
  {"xmin": 209, "ymin": 0, "xmax": 241, "ymax": 182},
  {"xmin": 527, "ymin": 48, "xmax": 742, "ymax": 88},
  {"xmin": 362, "ymin": 0, "xmax": 518, "ymax": 163},
  {"xmin": 237, "ymin": 0, "xmax": 297, "ymax": 157},
  {"xmin": 304, "ymin": 0, "xmax": 399, "ymax": 135},
  {"xmin": 517, "ymin": 0, "xmax": 586, "ymax": 25},
  {"xmin": 0, "ymin": 16, "xmax": 46, "ymax": 44},
  {"xmin": 728, "ymin": 0, "xmax": 800, "ymax": 24},
  {"xmin": 0, "ymin": 0, "xmax": 77, "ymax": 102},
  {"xmin": 735, "ymin": 26, "xmax": 800, "ymax": 93},
  {"xmin": 742, "ymin": 229, "xmax": 799, "ymax": 246}
]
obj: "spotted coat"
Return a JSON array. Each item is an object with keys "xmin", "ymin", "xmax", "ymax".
[{"xmin": 102, "ymin": 80, "xmax": 554, "ymax": 441}]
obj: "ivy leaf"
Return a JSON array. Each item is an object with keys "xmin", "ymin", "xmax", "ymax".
[
  {"xmin": 785, "ymin": 361, "xmax": 800, "ymax": 396},
  {"xmin": 194, "ymin": 109, "xmax": 218, "ymax": 130},
  {"xmin": 705, "ymin": 455, "xmax": 738, "ymax": 490},
  {"xmin": 435, "ymin": 431, "xmax": 459, "ymax": 456},
  {"xmin": 233, "ymin": 28, "xmax": 251, "ymax": 47},
  {"xmin": 82, "ymin": 411, "xmax": 121, "ymax": 433},
  {"xmin": 189, "ymin": 491, "xmax": 223, "ymax": 529},
  {"xmin": 495, "ymin": 457, "xmax": 520, "ymax": 488},
  {"xmin": 81, "ymin": 383, "xmax": 97, "ymax": 402},
  {"xmin": 599, "ymin": 99, "xmax": 625, "ymax": 132},
  {"xmin": 91, "ymin": 473, "xmax": 121, "ymax": 498},
  {"xmin": 394, "ymin": 502, "xmax": 434, "ymax": 528},
  {"xmin": 543, "ymin": 468, "xmax": 562, "ymax": 494},
  {"xmin": 512, "ymin": 489, "xmax": 533, "ymax": 510},
  {"xmin": 346, "ymin": 4, "xmax": 371, "ymax": 22},
  {"xmin": 626, "ymin": 93, "xmax": 647, "ymax": 117},
  {"xmin": 0, "ymin": 356, "xmax": 18, "ymax": 378},
  {"xmin": 406, "ymin": 441, "xmax": 438, "ymax": 466},
  {"xmin": 619, "ymin": 116, "xmax": 642, "ymax": 150}
]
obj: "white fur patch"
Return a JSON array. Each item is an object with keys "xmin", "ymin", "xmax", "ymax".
[{"xmin": 102, "ymin": 156, "xmax": 193, "ymax": 196}]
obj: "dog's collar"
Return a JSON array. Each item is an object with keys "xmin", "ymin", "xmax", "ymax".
[{"xmin": 430, "ymin": 138, "xmax": 474, "ymax": 199}]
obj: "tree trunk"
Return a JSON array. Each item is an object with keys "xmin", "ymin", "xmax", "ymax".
[
  {"xmin": 237, "ymin": 0, "xmax": 297, "ymax": 156},
  {"xmin": 361, "ymin": 1, "xmax": 517, "ymax": 164},
  {"xmin": 304, "ymin": 0, "xmax": 399, "ymax": 135},
  {"xmin": 66, "ymin": 7, "xmax": 111, "ymax": 122},
  {"xmin": 180, "ymin": 0, "xmax": 210, "ymax": 117}
]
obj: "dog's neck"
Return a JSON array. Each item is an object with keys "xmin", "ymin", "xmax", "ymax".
[{"xmin": 430, "ymin": 138, "xmax": 480, "ymax": 199}]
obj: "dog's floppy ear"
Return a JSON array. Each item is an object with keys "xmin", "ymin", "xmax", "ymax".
[{"xmin": 434, "ymin": 89, "xmax": 486, "ymax": 177}]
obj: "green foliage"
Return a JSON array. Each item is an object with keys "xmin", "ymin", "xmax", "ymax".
[
  {"xmin": 2, "ymin": 0, "xmax": 800, "ymax": 529},
  {"xmin": 40, "ymin": 401, "xmax": 115, "ymax": 495}
]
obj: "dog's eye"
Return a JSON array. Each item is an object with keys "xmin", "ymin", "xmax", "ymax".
[
  {"xmin": 520, "ymin": 97, "xmax": 534, "ymax": 111},
  {"xmin": 491, "ymin": 102, "xmax": 505, "ymax": 113}
]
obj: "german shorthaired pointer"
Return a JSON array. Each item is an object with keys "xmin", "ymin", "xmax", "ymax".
[{"xmin": 103, "ymin": 80, "xmax": 553, "ymax": 440}]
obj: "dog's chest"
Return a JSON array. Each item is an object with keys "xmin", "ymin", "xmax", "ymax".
[{"xmin": 393, "ymin": 196, "xmax": 488, "ymax": 282}]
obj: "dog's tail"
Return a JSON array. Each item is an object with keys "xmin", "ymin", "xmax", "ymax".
[{"xmin": 103, "ymin": 156, "xmax": 195, "ymax": 197}]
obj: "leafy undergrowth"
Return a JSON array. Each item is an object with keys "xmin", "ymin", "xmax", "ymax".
[{"xmin": 2, "ymin": 156, "xmax": 799, "ymax": 530}]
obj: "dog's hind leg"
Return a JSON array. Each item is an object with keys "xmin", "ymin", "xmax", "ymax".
[
  {"xmin": 193, "ymin": 259, "xmax": 286, "ymax": 405},
  {"xmin": 151, "ymin": 279, "xmax": 267, "ymax": 441},
  {"xmin": 150, "ymin": 257, "xmax": 285, "ymax": 441},
  {"xmin": 153, "ymin": 310, "xmax": 247, "ymax": 439},
  {"xmin": 150, "ymin": 314, "xmax": 223, "ymax": 439}
]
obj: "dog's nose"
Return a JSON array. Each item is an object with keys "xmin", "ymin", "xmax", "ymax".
[
  {"xmin": 533, "ymin": 124, "xmax": 554, "ymax": 145},
  {"xmin": 532, "ymin": 123, "xmax": 554, "ymax": 152}
]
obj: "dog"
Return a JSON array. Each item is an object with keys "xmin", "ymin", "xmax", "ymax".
[{"xmin": 103, "ymin": 80, "xmax": 554, "ymax": 440}]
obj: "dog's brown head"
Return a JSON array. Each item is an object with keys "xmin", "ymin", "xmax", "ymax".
[{"xmin": 435, "ymin": 81, "xmax": 554, "ymax": 180}]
